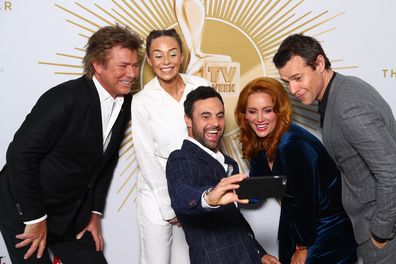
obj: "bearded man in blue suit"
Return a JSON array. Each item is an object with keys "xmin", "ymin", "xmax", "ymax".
[{"xmin": 166, "ymin": 86, "xmax": 280, "ymax": 264}]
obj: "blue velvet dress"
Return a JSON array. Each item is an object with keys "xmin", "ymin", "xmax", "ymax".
[{"xmin": 250, "ymin": 124, "xmax": 357, "ymax": 264}]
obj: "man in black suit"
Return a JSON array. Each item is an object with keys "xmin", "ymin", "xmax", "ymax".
[
  {"xmin": 166, "ymin": 87, "xmax": 280, "ymax": 264},
  {"xmin": 0, "ymin": 25, "xmax": 143, "ymax": 264}
]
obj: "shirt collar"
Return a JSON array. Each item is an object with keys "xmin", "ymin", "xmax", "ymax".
[
  {"xmin": 180, "ymin": 74, "xmax": 195, "ymax": 87},
  {"xmin": 187, "ymin": 137, "xmax": 225, "ymax": 164},
  {"xmin": 318, "ymin": 71, "xmax": 336, "ymax": 128},
  {"xmin": 152, "ymin": 74, "xmax": 194, "ymax": 91},
  {"xmin": 93, "ymin": 76, "xmax": 124, "ymax": 103}
]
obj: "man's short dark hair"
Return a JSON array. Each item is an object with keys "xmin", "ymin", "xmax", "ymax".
[
  {"xmin": 273, "ymin": 34, "xmax": 331, "ymax": 70},
  {"xmin": 184, "ymin": 86, "xmax": 224, "ymax": 118}
]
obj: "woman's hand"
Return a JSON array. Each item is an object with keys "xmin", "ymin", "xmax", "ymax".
[{"xmin": 167, "ymin": 217, "xmax": 181, "ymax": 227}]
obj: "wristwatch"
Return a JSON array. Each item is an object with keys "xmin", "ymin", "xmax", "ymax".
[{"xmin": 295, "ymin": 245, "xmax": 308, "ymax": 251}]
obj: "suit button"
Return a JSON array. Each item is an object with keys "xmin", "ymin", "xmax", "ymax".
[
  {"xmin": 16, "ymin": 203, "xmax": 23, "ymax": 216},
  {"xmin": 189, "ymin": 200, "xmax": 197, "ymax": 207},
  {"xmin": 391, "ymin": 224, "xmax": 396, "ymax": 237},
  {"xmin": 247, "ymin": 232, "xmax": 253, "ymax": 239}
]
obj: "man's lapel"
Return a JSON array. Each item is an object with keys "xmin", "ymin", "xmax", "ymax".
[
  {"xmin": 184, "ymin": 140, "xmax": 227, "ymax": 181},
  {"xmin": 85, "ymin": 76, "xmax": 103, "ymax": 155},
  {"xmin": 322, "ymin": 73, "xmax": 343, "ymax": 156}
]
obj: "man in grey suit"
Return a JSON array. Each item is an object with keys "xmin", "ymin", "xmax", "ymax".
[{"xmin": 273, "ymin": 34, "xmax": 396, "ymax": 263}]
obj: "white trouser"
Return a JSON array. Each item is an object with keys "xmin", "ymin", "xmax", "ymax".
[{"xmin": 137, "ymin": 187, "xmax": 190, "ymax": 264}]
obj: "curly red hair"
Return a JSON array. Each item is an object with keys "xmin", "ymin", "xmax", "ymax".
[{"xmin": 235, "ymin": 77, "xmax": 292, "ymax": 161}]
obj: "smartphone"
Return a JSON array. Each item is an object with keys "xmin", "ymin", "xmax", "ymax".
[{"xmin": 236, "ymin": 175, "xmax": 287, "ymax": 200}]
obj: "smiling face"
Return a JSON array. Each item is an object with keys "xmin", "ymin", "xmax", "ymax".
[
  {"xmin": 147, "ymin": 36, "xmax": 183, "ymax": 84},
  {"xmin": 185, "ymin": 97, "xmax": 225, "ymax": 152},
  {"xmin": 93, "ymin": 45, "xmax": 139, "ymax": 98},
  {"xmin": 278, "ymin": 55, "xmax": 326, "ymax": 105},
  {"xmin": 245, "ymin": 92, "xmax": 278, "ymax": 138}
]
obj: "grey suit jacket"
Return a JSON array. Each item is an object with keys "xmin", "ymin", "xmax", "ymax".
[{"xmin": 322, "ymin": 72, "xmax": 396, "ymax": 244}]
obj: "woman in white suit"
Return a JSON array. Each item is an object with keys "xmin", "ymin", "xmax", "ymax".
[{"xmin": 131, "ymin": 29, "xmax": 209, "ymax": 264}]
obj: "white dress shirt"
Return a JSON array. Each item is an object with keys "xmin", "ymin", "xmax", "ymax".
[
  {"xmin": 93, "ymin": 76, "xmax": 124, "ymax": 151},
  {"xmin": 186, "ymin": 137, "xmax": 227, "ymax": 171}
]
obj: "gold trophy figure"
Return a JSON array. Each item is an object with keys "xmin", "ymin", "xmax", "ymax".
[{"xmin": 174, "ymin": 0, "xmax": 231, "ymax": 74}]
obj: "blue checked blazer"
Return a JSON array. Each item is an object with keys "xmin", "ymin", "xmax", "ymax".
[{"xmin": 166, "ymin": 140, "xmax": 266, "ymax": 264}]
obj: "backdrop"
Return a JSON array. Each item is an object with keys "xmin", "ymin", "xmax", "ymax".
[{"xmin": 1, "ymin": 0, "xmax": 395, "ymax": 263}]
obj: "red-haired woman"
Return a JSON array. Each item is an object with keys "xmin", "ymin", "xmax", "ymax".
[{"xmin": 235, "ymin": 77, "xmax": 356, "ymax": 264}]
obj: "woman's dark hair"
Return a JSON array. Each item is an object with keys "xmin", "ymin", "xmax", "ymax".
[{"xmin": 146, "ymin": 29, "xmax": 183, "ymax": 56}]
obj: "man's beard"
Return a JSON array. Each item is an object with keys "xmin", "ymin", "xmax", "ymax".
[{"xmin": 192, "ymin": 125, "xmax": 223, "ymax": 152}]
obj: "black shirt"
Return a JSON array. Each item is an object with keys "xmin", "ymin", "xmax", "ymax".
[{"xmin": 318, "ymin": 71, "xmax": 336, "ymax": 128}]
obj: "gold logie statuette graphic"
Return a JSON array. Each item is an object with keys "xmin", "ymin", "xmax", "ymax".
[{"xmin": 40, "ymin": 0, "xmax": 357, "ymax": 209}]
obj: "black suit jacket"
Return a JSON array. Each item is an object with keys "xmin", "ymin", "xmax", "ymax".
[
  {"xmin": 166, "ymin": 140, "xmax": 266, "ymax": 264},
  {"xmin": 0, "ymin": 76, "xmax": 131, "ymax": 241}
]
